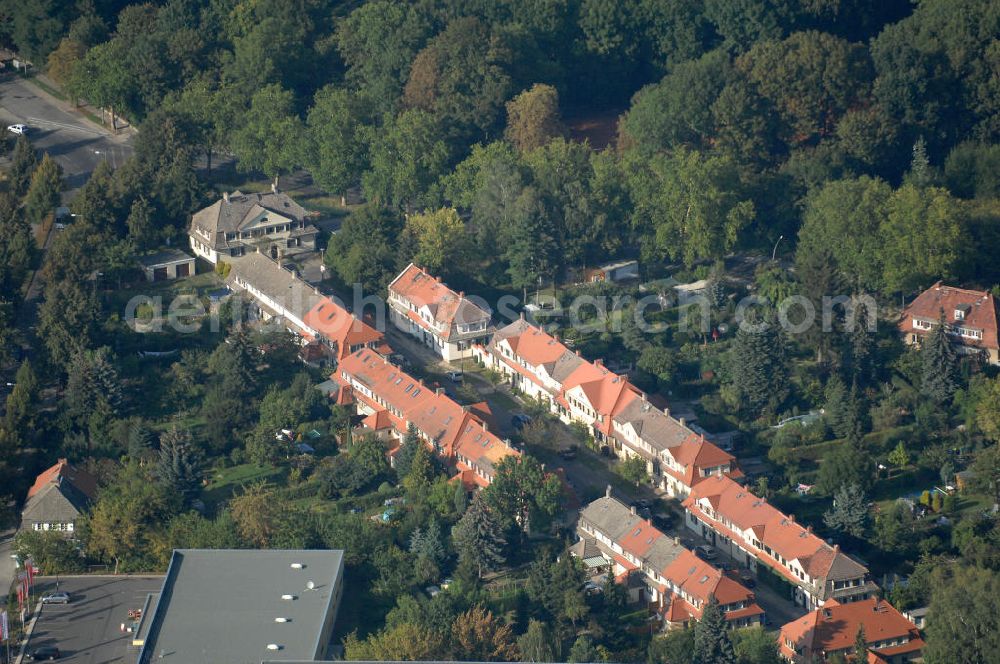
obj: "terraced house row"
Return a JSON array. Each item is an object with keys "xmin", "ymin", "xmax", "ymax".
[
  {"xmin": 575, "ymin": 490, "xmax": 765, "ymax": 629},
  {"xmin": 475, "ymin": 317, "xmax": 739, "ymax": 500},
  {"xmin": 684, "ymin": 474, "xmax": 876, "ymax": 610},
  {"xmin": 226, "ymin": 252, "xmax": 388, "ymax": 365},
  {"xmin": 328, "ymin": 348, "xmax": 519, "ymax": 489}
]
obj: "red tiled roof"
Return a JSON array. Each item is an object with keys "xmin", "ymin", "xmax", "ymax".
[
  {"xmin": 361, "ymin": 409, "xmax": 393, "ymax": 431},
  {"xmin": 899, "ymin": 281, "xmax": 999, "ymax": 350},
  {"xmin": 779, "ymin": 598, "xmax": 922, "ymax": 660},
  {"xmin": 27, "ymin": 459, "xmax": 97, "ymax": 500},
  {"xmin": 302, "ymin": 297, "xmax": 384, "ymax": 361},
  {"xmin": 661, "ymin": 549, "xmax": 755, "ymax": 610},
  {"xmin": 684, "ymin": 475, "xmax": 865, "ymax": 585},
  {"xmin": 452, "ymin": 464, "xmax": 489, "ymax": 490},
  {"xmin": 618, "ymin": 520, "xmax": 664, "ymax": 559},
  {"xmin": 336, "ymin": 350, "xmax": 518, "ymax": 483},
  {"xmin": 388, "ymin": 264, "xmax": 490, "ymax": 337}
]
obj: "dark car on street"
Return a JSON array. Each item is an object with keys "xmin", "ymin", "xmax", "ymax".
[{"xmin": 28, "ymin": 646, "xmax": 61, "ymax": 660}]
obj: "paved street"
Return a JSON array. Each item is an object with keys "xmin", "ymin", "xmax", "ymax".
[
  {"xmin": 26, "ymin": 576, "xmax": 163, "ymax": 664},
  {"xmin": 0, "ymin": 529, "xmax": 15, "ymax": 598},
  {"xmin": 0, "ymin": 76, "xmax": 133, "ymax": 194}
]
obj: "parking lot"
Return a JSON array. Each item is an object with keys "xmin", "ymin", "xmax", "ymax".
[{"xmin": 25, "ymin": 576, "xmax": 163, "ymax": 664}]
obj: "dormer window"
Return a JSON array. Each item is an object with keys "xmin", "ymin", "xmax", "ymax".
[{"xmin": 955, "ymin": 304, "xmax": 971, "ymax": 320}]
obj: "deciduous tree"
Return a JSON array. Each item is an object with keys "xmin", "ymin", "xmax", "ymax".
[{"xmin": 504, "ymin": 84, "xmax": 565, "ymax": 153}]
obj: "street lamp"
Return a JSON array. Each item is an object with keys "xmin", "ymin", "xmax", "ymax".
[{"xmin": 771, "ymin": 235, "xmax": 784, "ymax": 262}]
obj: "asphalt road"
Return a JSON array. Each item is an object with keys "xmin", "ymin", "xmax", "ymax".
[
  {"xmin": 27, "ymin": 576, "xmax": 163, "ymax": 664},
  {"xmin": 0, "ymin": 76, "xmax": 133, "ymax": 195},
  {"xmin": 0, "ymin": 529, "xmax": 14, "ymax": 597}
]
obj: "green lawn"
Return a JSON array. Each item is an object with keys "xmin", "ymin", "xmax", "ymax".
[{"xmin": 202, "ymin": 462, "xmax": 287, "ymax": 511}]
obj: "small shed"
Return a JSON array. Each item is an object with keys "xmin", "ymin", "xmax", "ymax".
[
  {"xmin": 137, "ymin": 249, "xmax": 196, "ymax": 282},
  {"xmin": 584, "ymin": 260, "xmax": 639, "ymax": 284}
]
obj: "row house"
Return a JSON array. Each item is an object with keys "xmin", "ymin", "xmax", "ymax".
[
  {"xmin": 227, "ymin": 252, "xmax": 386, "ymax": 365},
  {"xmin": 478, "ymin": 318, "xmax": 738, "ymax": 498},
  {"xmin": 899, "ymin": 281, "xmax": 1000, "ymax": 364},
  {"xmin": 576, "ymin": 490, "xmax": 764, "ymax": 629},
  {"xmin": 684, "ymin": 475, "xmax": 876, "ymax": 610},
  {"xmin": 189, "ymin": 187, "xmax": 318, "ymax": 265},
  {"xmin": 330, "ymin": 348, "xmax": 519, "ymax": 487},
  {"xmin": 779, "ymin": 597, "xmax": 924, "ymax": 664},
  {"xmin": 387, "ymin": 264, "xmax": 493, "ymax": 361}
]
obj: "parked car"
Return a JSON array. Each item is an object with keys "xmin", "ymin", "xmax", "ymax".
[
  {"xmin": 582, "ymin": 581, "xmax": 603, "ymax": 596},
  {"xmin": 510, "ymin": 413, "xmax": 532, "ymax": 431},
  {"xmin": 695, "ymin": 545, "xmax": 718, "ymax": 561},
  {"xmin": 558, "ymin": 447, "xmax": 577, "ymax": 460},
  {"xmin": 440, "ymin": 578, "xmax": 453, "ymax": 590},
  {"xmin": 738, "ymin": 569, "xmax": 756, "ymax": 588},
  {"xmin": 446, "ymin": 371, "xmax": 463, "ymax": 383},
  {"xmin": 425, "ymin": 585, "xmax": 441, "ymax": 598},
  {"xmin": 27, "ymin": 646, "xmax": 61, "ymax": 660},
  {"xmin": 652, "ymin": 513, "xmax": 674, "ymax": 531},
  {"xmin": 7, "ymin": 124, "xmax": 27, "ymax": 135},
  {"xmin": 41, "ymin": 592, "xmax": 70, "ymax": 605}
]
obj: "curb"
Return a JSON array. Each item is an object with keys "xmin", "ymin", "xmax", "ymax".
[
  {"xmin": 15, "ymin": 600, "xmax": 41, "ymax": 664},
  {"xmin": 18, "ymin": 76, "xmax": 134, "ymax": 142}
]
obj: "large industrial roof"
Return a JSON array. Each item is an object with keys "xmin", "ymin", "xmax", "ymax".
[{"xmin": 137, "ymin": 549, "xmax": 344, "ymax": 664}]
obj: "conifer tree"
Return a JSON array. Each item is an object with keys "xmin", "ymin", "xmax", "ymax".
[
  {"xmin": 9, "ymin": 135, "xmax": 37, "ymax": 196},
  {"xmin": 452, "ymin": 494, "xmax": 506, "ymax": 578},
  {"xmin": 394, "ymin": 423, "xmax": 421, "ymax": 478},
  {"xmin": 854, "ymin": 625, "xmax": 868, "ymax": 661},
  {"xmin": 127, "ymin": 419, "xmax": 155, "ymax": 458},
  {"xmin": 921, "ymin": 310, "xmax": 960, "ymax": 404},
  {"xmin": 729, "ymin": 310, "xmax": 787, "ymax": 418},
  {"xmin": 795, "ymin": 242, "xmax": 844, "ymax": 363},
  {"xmin": 693, "ymin": 595, "xmax": 735, "ymax": 664},
  {"xmin": 847, "ymin": 300, "xmax": 877, "ymax": 386},
  {"xmin": 156, "ymin": 425, "xmax": 203, "ymax": 502},
  {"xmin": 824, "ymin": 483, "xmax": 869, "ymax": 538}
]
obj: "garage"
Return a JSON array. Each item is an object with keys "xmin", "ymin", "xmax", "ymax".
[{"xmin": 137, "ymin": 249, "xmax": 197, "ymax": 283}]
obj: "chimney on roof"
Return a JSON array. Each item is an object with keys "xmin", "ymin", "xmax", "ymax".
[
  {"xmin": 789, "ymin": 514, "xmax": 795, "ymax": 523},
  {"xmin": 436, "ymin": 387, "xmax": 444, "ymax": 395},
  {"xmin": 630, "ymin": 505, "xmax": 637, "ymax": 515},
  {"xmin": 459, "ymin": 291, "xmax": 464, "ymax": 298},
  {"xmin": 833, "ymin": 544, "xmax": 840, "ymax": 553},
  {"xmin": 806, "ymin": 525, "xmax": 812, "ymax": 533},
  {"xmin": 679, "ymin": 417, "xmax": 686, "ymax": 427},
  {"xmin": 595, "ymin": 358, "xmax": 603, "ymax": 367},
  {"xmin": 482, "ymin": 420, "xmax": 488, "ymax": 432},
  {"xmin": 223, "ymin": 191, "xmax": 230, "ymax": 203},
  {"xmin": 674, "ymin": 536, "xmax": 680, "ymax": 545},
  {"xmin": 606, "ymin": 484, "xmax": 612, "ymax": 498}
]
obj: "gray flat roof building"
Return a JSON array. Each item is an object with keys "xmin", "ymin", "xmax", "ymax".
[{"xmin": 136, "ymin": 549, "xmax": 344, "ymax": 664}]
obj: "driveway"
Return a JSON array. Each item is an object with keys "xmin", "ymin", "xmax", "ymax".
[{"xmin": 0, "ymin": 75, "xmax": 133, "ymax": 195}]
